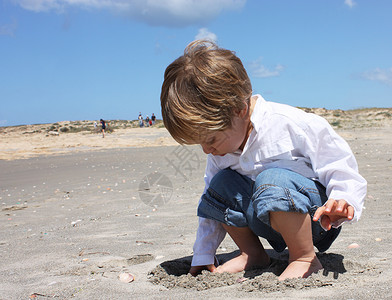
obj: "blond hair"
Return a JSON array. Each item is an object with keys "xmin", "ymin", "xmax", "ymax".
[{"xmin": 160, "ymin": 40, "xmax": 252, "ymax": 144}]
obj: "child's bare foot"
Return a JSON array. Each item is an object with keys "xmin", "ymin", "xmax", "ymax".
[
  {"xmin": 216, "ymin": 224, "xmax": 271, "ymax": 274},
  {"xmin": 278, "ymin": 255, "xmax": 323, "ymax": 281},
  {"xmin": 215, "ymin": 252, "xmax": 270, "ymax": 273}
]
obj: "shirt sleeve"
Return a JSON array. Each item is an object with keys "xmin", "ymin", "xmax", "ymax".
[
  {"xmin": 191, "ymin": 155, "xmax": 227, "ymax": 266},
  {"xmin": 297, "ymin": 114, "xmax": 367, "ymax": 226}
]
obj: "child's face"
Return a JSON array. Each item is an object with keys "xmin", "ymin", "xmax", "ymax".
[{"xmin": 200, "ymin": 108, "xmax": 250, "ymax": 156}]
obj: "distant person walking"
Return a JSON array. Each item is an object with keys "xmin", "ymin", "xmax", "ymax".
[
  {"xmin": 100, "ymin": 119, "xmax": 106, "ymax": 138},
  {"xmin": 138, "ymin": 112, "xmax": 144, "ymax": 128},
  {"xmin": 151, "ymin": 113, "xmax": 156, "ymax": 125}
]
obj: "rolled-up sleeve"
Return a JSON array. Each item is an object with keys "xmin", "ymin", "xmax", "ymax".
[
  {"xmin": 298, "ymin": 115, "xmax": 367, "ymax": 224},
  {"xmin": 191, "ymin": 155, "xmax": 226, "ymax": 266}
]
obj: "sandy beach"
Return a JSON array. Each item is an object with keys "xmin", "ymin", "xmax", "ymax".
[
  {"xmin": 0, "ymin": 123, "xmax": 178, "ymax": 160},
  {"xmin": 1, "ymin": 112, "xmax": 392, "ymax": 299}
]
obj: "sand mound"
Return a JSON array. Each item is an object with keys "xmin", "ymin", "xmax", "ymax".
[{"xmin": 148, "ymin": 252, "xmax": 378, "ymax": 292}]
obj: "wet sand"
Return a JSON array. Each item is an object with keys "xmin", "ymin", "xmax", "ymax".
[{"xmin": 1, "ymin": 127, "xmax": 392, "ymax": 299}]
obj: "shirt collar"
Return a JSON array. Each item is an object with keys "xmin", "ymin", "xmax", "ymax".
[{"xmin": 250, "ymin": 94, "xmax": 267, "ymax": 133}]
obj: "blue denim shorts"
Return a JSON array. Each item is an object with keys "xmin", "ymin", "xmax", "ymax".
[{"xmin": 198, "ymin": 168, "xmax": 341, "ymax": 252}]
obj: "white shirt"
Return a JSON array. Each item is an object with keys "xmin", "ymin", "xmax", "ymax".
[{"xmin": 191, "ymin": 95, "xmax": 367, "ymax": 266}]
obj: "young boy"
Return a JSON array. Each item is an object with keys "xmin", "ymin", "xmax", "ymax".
[{"xmin": 160, "ymin": 40, "xmax": 367, "ymax": 280}]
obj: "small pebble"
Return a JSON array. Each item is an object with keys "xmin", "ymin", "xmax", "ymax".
[
  {"xmin": 375, "ymin": 238, "xmax": 382, "ymax": 242},
  {"xmin": 119, "ymin": 273, "xmax": 134, "ymax": 283}
]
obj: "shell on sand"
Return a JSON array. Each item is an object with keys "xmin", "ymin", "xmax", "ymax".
[
  {"xmin": 119, "ymin": 273, "xmax": 135, "ymax": 283},
  {"xmin": 348, "ymin": 243, "xmax": 360, "ymax": 249}
]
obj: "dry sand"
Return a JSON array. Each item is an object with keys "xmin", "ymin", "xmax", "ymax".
[
  {"xmin": 0, "ymin": 124, "xmax": 178, "ymax": 160},
  {"xmin": 1, "ymin": 112, "xmax": 392, "ymax": 299}
]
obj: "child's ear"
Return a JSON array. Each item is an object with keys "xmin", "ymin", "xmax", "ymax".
[{"xmin": 238, "ymin": 103, "xmax": 249, "ymax": 118}]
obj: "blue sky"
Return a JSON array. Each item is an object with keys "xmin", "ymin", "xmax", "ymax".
[{"xmin": 1, "ymin": 0, "xmax": 391, "ymax": 127}]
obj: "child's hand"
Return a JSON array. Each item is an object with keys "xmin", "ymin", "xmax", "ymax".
[
  {"xmin": 313, "ymin": 199, "xmax": 354, "ymax": 230},
  {"xmin": 189, "ymin": 264, "xmax": 217, "ymax": 276}
]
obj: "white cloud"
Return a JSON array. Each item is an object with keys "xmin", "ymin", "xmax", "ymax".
[
  {"xmin": 248, "ymin": 58, "xmax": 284, "ymax": 78},
  {"xmin": 12, "ymin": 0, "xmax": 246, "ymax": 27},
  {"xmin": 360, "ymin": 68, "xmax": 392, "ymax": 86},
  {"xmin": 344, "ymin": 0, "xmax": 356, "ymax": 8},
  {"xmin": 195, "ymin": 28, "xmax": 217, "ymax": 43},
  {"xmin": 13, "ymin": 0, "xmax": 64, "ymax": 12}
]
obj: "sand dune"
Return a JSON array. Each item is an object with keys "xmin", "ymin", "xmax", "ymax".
[
  {"xmin": 1, "ymin": 108, "xmax": 391, "ymax": 161},
  {"xmin": 0, "ymin": 122, "xmax": 177, "ymax": 160}
]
